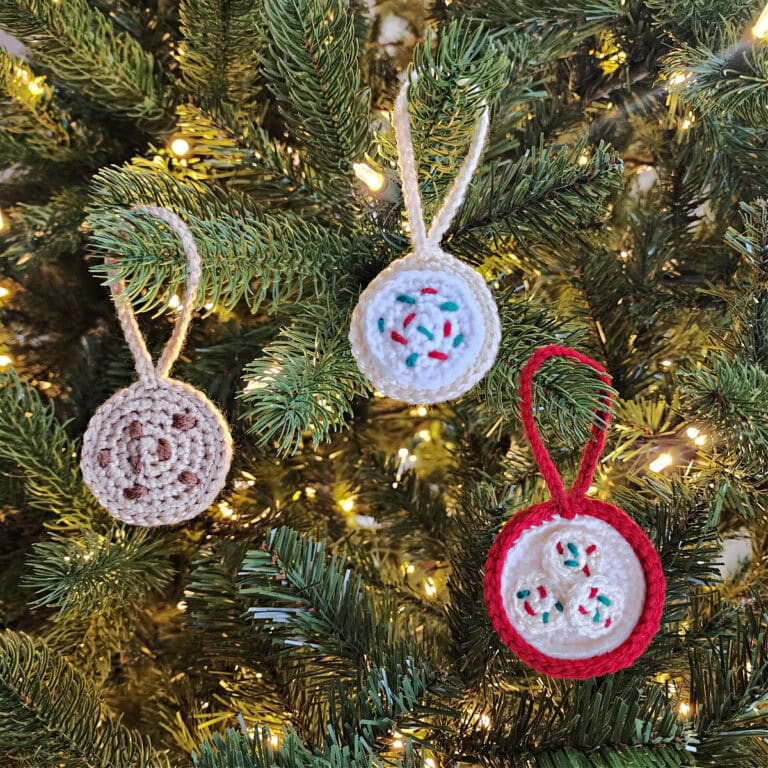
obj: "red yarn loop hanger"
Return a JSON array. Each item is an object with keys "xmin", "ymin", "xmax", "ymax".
[{"xmin": 518, "ymin": 344, "xmax": 613, "ymax": 519}]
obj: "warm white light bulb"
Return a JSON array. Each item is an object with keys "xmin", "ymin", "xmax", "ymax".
[
  {"xmin": 694, "ymin": 434, "xmax": 706, "ymax": 446},
  {"xmin": 686, "ymin": 426, "xmax": 700, "ymax": 440},
  {"xmin": 168, "ymin": 294, "xmax": 181, "ymax": 309},
  {"xmin": 416, "ymin": 406, "xmax": 427, "ymax": 417},
  {"xmin": 424, "ymin": 577, "xmax": 437, "ymax": 597},
  {"xmin": 0, "ymin": 287, "xmax": 8, "ymax": 298},
  {"xmin": 754, "ymin": 3, "xmax": 768, "ymax": 39},
  {"xmin": 649, "ymin": 453, "xmax": 673, "ymax": 473},
  {"xmin": 170, "ymin": 137, "xmax": 190, "ymax": 157},
  {"xmin": 679, "ymin": 702, "xmax": 691, "ymax": 716},
  {"xmin": 340, "ymin": 497, "xmax": 355, "ymax": 513},
  {"xmin": 578, "ymin": 153, "xmax": 589, "ymax": 166},
  {"xmin": 353, "ymin": 162, "xmax": 385, "ymax": 192},
  {"xmin": 0, "ymin": 354, "xmax": 12, "ymax": 368},
  {"xmin": 661, "ymin": 359, "xmax": 673, "ymax": 368}
]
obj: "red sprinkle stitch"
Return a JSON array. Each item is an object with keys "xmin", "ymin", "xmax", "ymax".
[
  {"xmin": 538, "ymin": 586, "xmax": 547, "ymax": 599},
  {"xmin": 589, "ymin": 587, "xmax": 599, "ymax": 599},
  {"xmin": 583, "ymin": 565, "xmax": 591, "ymax": 577},
  {"xmin": 428, "ymin": 351, "xmax": 448, "ymax": 360},
  {"xmin": 444, "ymin": 320, "xmax": 451, "ymax": 337},
  {"xmin": 556, "ymin": 542, "xmax": 564, "ymax": 555},
  {"xmin": 524, "ymin": 601, "xmax": 536, "ymax": 616},
  {"xmin": 586, "ymin": 544, "xmax": 597, "ymax": 554},
  {"xmin": 421, "ymin": 287, "xmax": 437, "ymax": 294},
  {"xmin": 578, "ymin": 605, "xmax": 588, "ymax": 615},
  {"xmin": 403, "ymin": 312, "xmax": 416, "ymax": 328},
  {"xmin": 391, "ymin": 331, "xmax": 407, "ymax": 345},
  {"xmin": 605, "ymin": 618, "xmax": 612, "ymax": 628}
]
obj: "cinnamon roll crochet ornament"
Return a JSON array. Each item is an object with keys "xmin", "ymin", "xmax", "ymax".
[
  {"xmin": 349, "ymin": 75, "xmax": 500, "ymax": 404},
  {"xmin": 81, "ymin": 206, "xmax": 232, "ymax": 527},
  {"xmin": 484, "ymin": 345, "xmax": 665, "ymax": 678}
]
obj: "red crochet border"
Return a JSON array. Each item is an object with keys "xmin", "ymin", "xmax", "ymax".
[{"xmin": 484, "ymin": 496, "xmax": 665, "ymax": 679}]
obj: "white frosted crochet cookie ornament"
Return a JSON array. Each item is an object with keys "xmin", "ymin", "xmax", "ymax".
[
  {"xmin": 484, "ymin": 345, "xmax": 665, "ymax": 678},
  {"xmin": 349, "ymin": 76, "xmax": 500, "ymax": 404},
  {"xmin": 81, "ymin": 206, "xmax": 232, "ymax": 527}
]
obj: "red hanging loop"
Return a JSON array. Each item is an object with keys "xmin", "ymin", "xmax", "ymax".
[{"xmin": 518, "ymin": 345, "xmax": 613, "ymax": 518}]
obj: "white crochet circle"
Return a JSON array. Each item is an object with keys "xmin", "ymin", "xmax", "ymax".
[
  {"xmin": 81, "ymin": 379, "xmax": 232, "ymax": 527},
  {"xmin": 349, "ymin": 252, "xmax": 500, "ymax": 403},
  {"xmin": 499, "ymin": 515, "xmax": 646, "ymax": 659},
  {"xmin": 506, "ymin": 572, "xmax": 567, "ymax": 636},
  {"xmin": 565, "ymin": 577, "xmax": 624, "ymax": 638},
  {"xmin": 543, "ymin": 530, "xmax": 603, "ymax": 585}
]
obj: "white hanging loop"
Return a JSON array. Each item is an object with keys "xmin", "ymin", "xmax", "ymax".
[
  {"xmin": 393, "ymin": 73, "xmax": 490, "ymax": 254},
  {"xmin": 109, "ymin": 205, "xmax": 202, "ymax": 383}
]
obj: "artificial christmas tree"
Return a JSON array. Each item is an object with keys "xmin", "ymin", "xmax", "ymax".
[{"xmin": 2, "ymin": 1, "xmax": 768, "ymax": 766}]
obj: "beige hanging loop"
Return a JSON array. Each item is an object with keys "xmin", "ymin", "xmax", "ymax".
[{"xmin": 111, "ymin": 205, "xmax": 202, "ymax": 383}]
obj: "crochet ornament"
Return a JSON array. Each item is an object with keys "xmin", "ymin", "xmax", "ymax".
[
  {"xmin": 484, "ymin": 345, "xmax": 665, "ymax": 678},
  {"xmin": 349, "ymin": 76, "xmax": 500, "ymax": 404},
  {"xmin": 81, "ymin": 206, "xmax": 232, "ymax": 527}
]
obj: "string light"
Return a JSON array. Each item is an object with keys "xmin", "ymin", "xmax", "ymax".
[
  {"xmin": 398, "ymin": 447, "xmax": 409, "ymax": 459},
  {"xmin": 424, "ymin": 577, "xmax": 438, "ymax": 598},
  {"xmin": 176, "ymin": 600, "xmax": 188, "ymax": 611},
  {"xmin": 340, "ymin": 496, "xmax": 355, "ymax": 513},
  {"xmin": 478, "ymin": 714, "xmax": 491, "ymax": 729},
  {"xmin": 416, "ymin": 406, "xmax": 427, "ymax": 417},
  {"xmin": 270, "ymin": 734, "xmax": 279, "ymax": 748},
  {"xmin": 353, "ymin": 162, "xmax": 386, "ymax": 192},
  {"xmin": 0, "ymin": 287, "xmax": 8, "ymax": 298},
  {"xmin": 680, "ymin": 113, "xmax": 695, "ymax": 130},
  {"xmin": 170, "ymin": 137, "xmax": 190, "ymax": 157},
  {"xmin": 203, "ymin": 301, "xmax": 214, "ymax": 310},
  {"xmin": 661, "ymin": 359, "xmax": 673, "ymax": 368},
  {"xmin": 305, "ymin": 486, "xmax": 317, "ymax": 500},
  {"xmin": 679, "ymin": 702, "xmax": 691, "ymax": 716},
  {"xmin": 753, "ymin": 3, "xmax": 768, "ymax": 39},
  {"xmin": 0, "ymin": 355, "xmax": 12, "ymax": 368},
  {"xmin": 649, "ymin": 453, "xmax": 673, "ymax": 473},
  {"xmin": 668, "ymin": 71, "xmax": 689, "ymax": 87},
  {"xmin": 0, "ymin": 210, "xmax": 7, "ymax": 232},
  {"xmin": 168, "ymin": 294, "xmax": 181, "ymax": 310},
  {"xmin": 425, "ymin": 758, "xmax": 437, "ymax": 768},
  {"xmin": 578, "ymin": 153, "xmax": 589, "ymax": 166},
  {"xmin": 218, "ymin": 500, "xmax": 235, "ymax": 518},
  {"xmin": 619, "ymin": 250, "xmax": 630, "ymax": 261}
]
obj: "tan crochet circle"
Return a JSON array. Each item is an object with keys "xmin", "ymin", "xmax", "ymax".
[
  {"xmin": 81, "ymin": 378, "xmax": 232, "ymax": 526},
  {"xmin": 349, "ymin": 250, "xmax": 500, "ymax": 404}
]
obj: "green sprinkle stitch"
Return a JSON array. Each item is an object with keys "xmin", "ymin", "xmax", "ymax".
[
  {"xmin": 597, "ymin": 595, "xmax": 611, "ymax": 606},
  {"xmin": 567, "ymin": 542, "xmax": 578, "ymax": 556},
  {"xmin": 417, "ymin": 326, "xmax": 434, "ymax": 340},
  {"xmin": 453, "ymin": 333, "xmax": 464, "ymax": 348},
  {"xmin": 377, "ymin": 318, "xmax": 385, "ymax": 333},
  {"xmin": 516, "ymin": 590, "xmax": 530, "ymax": 599},
  {"xmin": 593, "ymin": 610, "xmax": 601, "ymax": 623},
  {"xmin": 405, "ymin": 353, "xmax": 418, "ymax": 367},
  {"xmin": 440, "ymin": 301, "xmax": 458, "ymax": 311},
  {"xmin": 397, "ymin": 294, "xmax": 416, "ymax": 304},
  {"xmin": 564, "ymin": 559, "xmax": 579, "ymax": 567},
  {"xmin": 555, "ymin": 601, "xmax": 563, "ymax": 612},
  {"xmin": 542, "ymin": 612, "xmax": 549, "ymax": 624}
]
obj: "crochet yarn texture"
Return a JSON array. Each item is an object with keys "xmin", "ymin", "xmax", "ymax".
[
  {"xmin": 484, "ymin": 345, "xmax": 665, "ymax": 678},
  {"xmin": 349, "ymin": 74, "xmax": 500, "ymax": 404},
  {"xmin": 81, "ymin": 206, "xmax": 232, "ymax": 527}
]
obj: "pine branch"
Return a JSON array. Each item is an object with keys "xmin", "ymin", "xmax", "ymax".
[
  {"xmin": 677, "ymin": 352, "xmax": 768, "ymax": 460},
  {"xmin": 0, "ymin": 51, "xmax": 82, "ymax": 163},
  {"xmin": 25, "ymin": 528, "xmax": 173, "ymax": 618},
  {"xmin": 0, "ymin": 369, "xmax": 101, "ymax": 531},
  {"xmin": 665, "ymin": 33, "xmax": 768, "ymax": 129},
  {"xmin": 0, "ymin": 631, "xmax": 170, "ymax": 768},
  {"xmin": 260, "ymin": 0, "xmax": 371, "ymax": 180},
  {"xmin": 403, "ymin": 20, "xmax": 509, "ymax": 220},
  {"xmin": 87, "ymin": 168, "xmax": 356, "ymax": 313},
  {"xmin": 454, "ymin": 139, "xmax": 624, "ymax": 257},
  {"xmin": 179, "ymin": 0, "xmax": 265, "ymax": 115},
  {"xmin": 239, "ymin": 302, "xmax": 369, "ymax": 456},
  {"xmin": 238, "ymin": 526, "xmax": 449, "ymax": 744},
  {"xmin": 0, "ymin": 0, "xmax": 169, "ymax": 132}
]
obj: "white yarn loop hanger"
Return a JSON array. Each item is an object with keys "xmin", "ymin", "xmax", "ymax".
[
  {"xmin": 393, "ymin": 74, "xmax": 490, "ymax": 255},
  {"xmin": 109, "ymin": 205, "xmax": 202, "ymax": 384}
]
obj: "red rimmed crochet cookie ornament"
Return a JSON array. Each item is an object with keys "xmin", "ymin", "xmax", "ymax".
[{"xmin": 484, "ymin": 345, "xmax": 665, "ymax": 678}]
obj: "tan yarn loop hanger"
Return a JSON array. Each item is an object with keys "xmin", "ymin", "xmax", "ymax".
[
  {"xmin": 393, "ymin": 74, "xmax": 490, "ymax": 255},
  {"xmin": 110, "ymin": 205, "xmax": 202, "ymax": 383}
]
